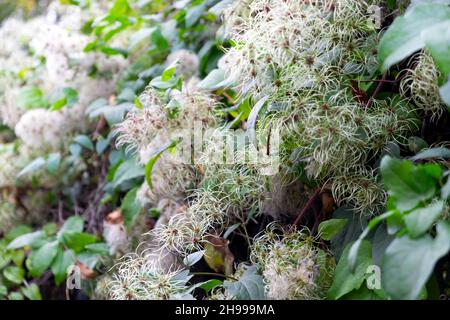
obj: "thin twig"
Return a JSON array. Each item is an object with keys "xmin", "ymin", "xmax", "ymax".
[
  {"xmin": 58, "ymin": 200, "xmax": 64, "ymax": 224},
  {"xmin": 366, "ymin": 73, "xmax": 387, "ymax": 108},
  {"xmin": 293, "ymin": 188, "xmax": 321, "ymax": 226}
]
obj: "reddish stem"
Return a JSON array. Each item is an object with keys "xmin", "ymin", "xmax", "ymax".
[
  {"xmin": 293, "ymin": 188, "xmax": 322, "ymax": 227},
  {"xmin": 366, "ymin": 73, "xmax": 387, "ymax": 108}
]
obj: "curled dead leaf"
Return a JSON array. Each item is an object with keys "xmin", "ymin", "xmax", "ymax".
[
  {"xmin": 204, "ymin": 235, "xmax": 234, "ymax": 276},
  {"xmin": 108, "ymin": 95, "xmax": 116, "ymax": 105},
  {"xmin": 76, "ymin": 261, "xmax": 96, "ymax": 280},
  {"xmin": 105, "ymin": 209, "xmax": 124, "ymax": 225},
  {"xmin": 321, "ymin": 192, "xmax": 335, "ymax": 215}
]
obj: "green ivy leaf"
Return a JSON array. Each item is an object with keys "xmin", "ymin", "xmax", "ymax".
[
  {"xmin": 10, "ymin": 249, "xmax": 25, "ymax": 267},
  {"xmin": 0, "ymin": 251, "xmax": 11, "ymax": 269},
  {"xmin": 378, "ymin": 2, "xmax": 450, "ymax": 106},
  {"xmin": 112, "ymin": 158, "xmax": 144, "ymax": 189},
  {"xmin": 7, "ymin": 231, "xmax": 45, "ymax": 250},
  {"xmin": 162, "ymin": 59, "xmax": 179, "ymax": 81},
  {"xmin": 61, "ymin": 232, "xmax": 97, "ymax": 253},
  {"xmin": 223, "ymin": 265, "xmax": 266, "ymax": 300},
  {"xmin": 150, "ymin": 75, "xmax": 180, "ymax": 89},
  {"xmin": 89, "ymin": 103, "xmax": 133, "ymax": 126},
  {"xmin": 5, "ymin": 225, "xmax": 32, "ymax": 242},
  {"xmin": 74, "ymin": 135, "xmax": 94, "ymax": 151},
  {"xmin": 378, "ymin": 3, "xmax": 450, "ymax": 73},
  {"xmin": 197, "ymin": 68, "xmax": 235, "ymax": 90},
  {"xmin": 380, "ymin": 156, "xmax": 438, "ymax": 211},
  {"xmin": 341, "ymin": 285, "xmax": 385, "ymax": 300},
  {"xmin": 440, "ymin": 76, "xmax": 450, "ymax": 105},
  {"xmin": 209, "ymin": 0, "xmax": 234, "ymax": 16},
  {"xmin": 17, "ymin": 86, "xmax": 48, "ymax": 109},
  {"xmin": 3, "ymin": 266, "xmax": 25, "ymax": 284},
  {"xmin": 21, "ymin": 283, "xmax": 42, "ymax": 300},
  {"xmin": 186, "ymin": 4, "xmax": 206, "ymax": 27},
  {"xmin": 328, "ymin": 241, "xmax": 372, "ymax": 300},
  {"xmin": 423, "ymin": 21, "xmax": 450, "ymax": 82},
  {"xmin": 84, "ymin": 243, "xmax": 110, "ymax": 255},
  {"xmin": 96, "ymin": 135, "xmax": 112, "ymax": 155},
  {"xmin": 49, "ymin": 87, "xmax": 79, "ymax": 111},
  {"xmin": 189, "ymin": 279, "xmax": 222, "ymax": 294},
  {"xmin": 330, "ymin": 206, "xmax": 368, "ymax": 260},
  {"xmin": 318, "ymin": 219, "xmax": 348, "ymax": 241},
  {"xmin": 0, "ymin": 285, "xmax": 7, "ymax": 297},
  {"xmin": 145, "ymin": 139, "xmax": 179, "ymax": 190},
  {"xmin": 47, "ymin": 153, "xmax": 61, "ymax": 174},
  {"xmin": 77, "ymin": 251, "xmax": 100, "ymax": 269},
  {"xmin": 382, "ymin": 221, "xmax": 450, "ymax": 300},
  {"xmin": 116, "ymin": 88, "xmax": 134, "ymax": 103},
  {"xmin": 51, "ymin": 249, "xmax": 74, "ymax": 285},
  {"xmin": 29, "ymin": 241, "xmax": 59, "ymax": 277},
  {"xmin": 441, "ymin": 174, "xmax": 450, "ymax": 199},
  {"xmin": 404, "ymin": 200, "xmax": 444, "ymax": 238},
  {"xmin": 150, "ymin": 27, "xmax": 169, "ymax": 51},
  {"xmin": 8, "ymin": 291, "xmax": 24, "ymax": 300},
  {"xmin": 57, "ymin": 216, "xmax": 84, "ymax": 241},
  {"xmin": 69, "ymin": 143, "xmax": 83, "ymax": 157},
  {"xmin": 120, "ymin": 187, "xmax": 141, "ymax": 228},
  {"xmin": 18, "ymin": 157, "xmax": 46, "ymax": 177},
  {"xmin": 410, "ymin": 147, "xmax": 450, "ymax": 161},
  {"xmin": 348, "ymin": 210, "xmax": 398, "ymax": 270},
  {"xmin": 128, "ymin": 27, "xmax": 155, "ymax": 51}
]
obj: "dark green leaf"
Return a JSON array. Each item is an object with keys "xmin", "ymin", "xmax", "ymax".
[
  {"xmin": 328, "ymin": 241, "xmax": 372, "ymax": 300},
  {"xmin": 5, "ymin": 225, "xmax": 32, "ymax": 242},
  {"xmin": 49, "ymin": 87, "xmax": 78, "ymax": 111},
  {"xmin": 319, "ymin": 219, "xmax": 348, "ymax": 241},
  {"xmin": 76, "ymin": 251, "xmax": 99, "ymax": 269},
  {"xmin": 84, "ymin": 243, "xmax": 110, "ymax": 255},
  {"xmin": 410, "ymin": 147, "xmax": 450, "ymax": 161},
  {"xmin": 186, "ymin": 4, "xmax": 206, "ymax": 27},
  {"xmin": 18, "ymin": 157, "xmax": 46, "ymax": 177},
  {"xmin": 380, "ymin": 156, "xmax": 438, "ymax": 211},
  {"xmin": 440, "ymin": 77, "xmax": 450, "ymax": 105},
  {"xmin": 8, "ymin": 292, "xmax": 24, "ymax": 300},
  {"xmin": 51, "ymin": 249, "xmax": 74, "ymax": 285},
  {"xmin": 189, "ymin": 279, "xmax": 223, "ymax": 294},
  {"xmin": 61, "ymin": 232, "xmax": 98, "ymax": 253},
  {"xmin": 57, "ymin": 216, "xmax": 84, "ymax": 241},
  {"xmin": 21, "ymin": 283, "xmax": 42, "ymax": 300},
  {"xmin": 145, "ymin": 139, "xmax": 179, "ymax": 190},
  {"xmin": 441, "ymin": 174, "xmax": 450, "ymax": 199},
  {"xmin": 197, "ymin": 69, "xmax": 234, "ymax": 90},
  {"xmin": 29, "ymin": 241, "xmax": 59, "ymax": 277},
  {"xmin": 162, "ymin": 59, "xmax": 179, "ymax": 81},
  {"xmin": 382, "ymin": 221, "xmax": 450, "ymax": 300},
  {"xmin": 17, "ymin": 86, "xmax": 48, "ymax": 109},
  {"xmin": 74, "ymin": 135, "xmax": 94, "ymax": 151},
  {"xmin": 223, "ymin": 265, "xmax": 265, "ymax": 300},
  {"xmin": 112, "ymin": 159, "xmax": 144, "ymax": 188},
  {"xmin": 0, "ymin": 285, "xmax": 7, "ymax": 297},
  {"xmin": 47, "ymin": 153, "xmax": 61, "ymax": 174},
  {"xmin": 120, "ymin": 187, "xmax": 141, "ymax": 228},
  {"xmin": 3, "ymin": 266, "xmax": 25, "ymax": 284},
  {"xmin": 7, "ymin": 231, "xmax": 45, "ymax": 250},
  {"xmin": 378, "ymin": 3, "xmax": 450, "ymax": 72},
  {"xmin": 404, "ymin": 200, "xmax": 444, "ymax": 238}
]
